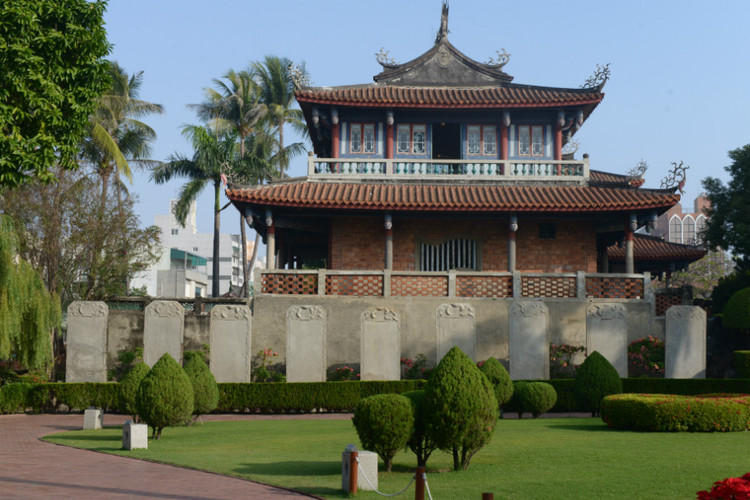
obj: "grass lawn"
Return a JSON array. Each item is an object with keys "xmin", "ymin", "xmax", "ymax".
[{"xmin": 45, "ymin": 417, "xmax": 750, "ymax": 499}]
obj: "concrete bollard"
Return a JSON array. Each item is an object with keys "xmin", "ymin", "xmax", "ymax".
[
  {"xmin": 83, "ymin": 408, "xmax": 102, "ymax": 430},
  {"xmin": 342, "ymin": 446, "xmax": 378, "ymax": 492},
  {"xmin": 122, "ymin": 420, "xmax": 148, "ymax": 450}
]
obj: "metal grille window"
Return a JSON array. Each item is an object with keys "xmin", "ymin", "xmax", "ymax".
[{"xmin": 419, "ymin": 238, "xmax": 478, "ymax": 271}]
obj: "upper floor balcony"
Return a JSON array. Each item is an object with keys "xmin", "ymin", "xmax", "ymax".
[{"xmin": 308, "ymin": 155, "xmax": 590, "ymax": 183}]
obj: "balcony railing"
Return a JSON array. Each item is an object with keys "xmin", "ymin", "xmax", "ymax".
[
  {"xmin": 257, "ymin": 270, "xmax": 650, "ymax": 300},
  {"xmin": 308, "ymin": 157, "xmax": 589, "ymax": 182}
]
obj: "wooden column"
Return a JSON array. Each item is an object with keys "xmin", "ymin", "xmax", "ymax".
[
  {"xmin": 508, "ymin": 215, "xmax": 517, "ymax": 272},
  {"xmin": 384, "ymin": 214, "xmax": 393, "ymax": 270},
  {"xmin": 501, "ymin": 111, "xmax": 510, "ymax": 175},
  {"xmin": 386, "ymin": 110, "xmax": 394, "ymax": 159},
  {"xmin": 265, "ymin": 209, "xmax": 275, "ymax": 270},
  {"xmin": 331, "ymin": 108, "xmax": 340, "ymax": 159},
  {"xmin": 554, "ymin": 111, "xmax": 563, "ymax": 175},
  {"xmin": 625, "ymin": 229, "xmax": 634, "ymax": 274}
]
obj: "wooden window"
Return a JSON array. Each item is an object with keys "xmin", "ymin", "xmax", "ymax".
[
  {"xmin": 467, "ymin": 126, "xmax": 481, "ymax": 154},
  {"xmin": 466, "ymin": 125, "xmax": 497, "ymax": 156},
  {"xmin": 363, "ymin": 124, "xmax": 375, "ymax": 153},
  {"xmin": 518, "ymin": 125, "xmax": 544, "ymax": 156},
  {"xmin": 419, "ymin": 238, "xmax": 478, "ymax": 271},
  {"xmin": 483, "ymin": 126, "xmax": 497, "ymax": 155},
  {"xmin": 396, "ymin": 124, "xmax": 427, "ymax": 154},
  {"xmin": 350, "ymin": 124, "xmax": 362, "ymax": 153}
]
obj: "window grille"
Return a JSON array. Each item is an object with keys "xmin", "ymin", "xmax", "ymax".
[{"xmin": 419, "ymin": 238, "xmax": 478, "ymax": 271}]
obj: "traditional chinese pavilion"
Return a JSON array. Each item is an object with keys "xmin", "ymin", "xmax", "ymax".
[{"xmin": 222, "ymin": 5, "xmax": 706, "ymax": 381}]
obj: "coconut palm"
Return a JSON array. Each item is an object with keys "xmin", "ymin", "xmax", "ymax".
[
  {"xmin": 251, "ymin": 55, "xmax": 308, "ymax": 177},
  {"xmin": 151, "ymin": 125, "xmax": 239, "ymax": 297},
  {"xmin": 192, "ymin": 70, "xmax": 267, "ymax": 296}
]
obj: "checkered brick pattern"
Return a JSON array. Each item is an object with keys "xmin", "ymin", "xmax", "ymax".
[
  {"xmin": 521, "ymin": 276, "xmax": 576, "ymax": 298},
  {"xmin": 655, "ymin": 292, "xmax": 683, "ymax": 316},
  {"xmin": 585, "ymin": 277, "xmax": 644, "ymax": 299},
  {"xmin": 261, "ymin": 273, "xmax": 317, "ymax": 295},
  {"xmin": 391, "ymin": 275, "xmax": 448, "ymax": 297},
  {"xmin": 456, "ymin": 276, "xmax": 512, "ymax": 298},
  {"xmin": 326, "ymin": 274, "xmax": 383, "ymax": 296}
]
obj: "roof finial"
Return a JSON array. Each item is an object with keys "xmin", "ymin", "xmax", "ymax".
[{"xmin": 436, "ymin": 1, "xmax": 449, "ymax": 43}]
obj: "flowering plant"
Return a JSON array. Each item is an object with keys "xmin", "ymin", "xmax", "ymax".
[
  {"xmin": 628, "ymin": 336, "xmax": 665, "ymax": 377},
  {"xmin": 698, "ymin": 472, "xmax": 750, "ymax": 499},
  {"xmin": 327, "ymin": 365, "xmax": 359, "ymax": 381},
  {"xmin": 401, "ymin": 354, "xmax": 431, "ymax": 380},
  {"xmin": 549, "ymin": 344, "xmax": 584, "ymax": 379},
  {"xmin": 253, "ymin": 348, "xmax": 284, "ymax": 382}
]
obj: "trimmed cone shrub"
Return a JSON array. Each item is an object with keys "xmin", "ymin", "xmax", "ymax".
[
  {"xmin": 723, "ymin": 287, "xmax": 750, "ymax": 329},
  {"xmin": 517, "ymin": 382, "xmax": 557, "ymax": 418},
  {"xmin": 183, "ymin": 351, "xmax": 219, "ymax": 423},
  {"xmin": 504, "ymin": 381, "xmax": 529, "ymax": 418},
  {"xmin": 403, "ymin": 390, "xmax": 437, "ymax": 467},
  {"xmin": 136, "ymin": 353, "xmax": 194, "ymax": 439},
  {"xmin": 352, "ymin": 393, "xmax": 414, "ymax": 472},
  {"xmin": 118, "ymin": 361, "xmax": 149, "ymax": 422},
  {"xmin": 479, "ymin": 357, "xmax": 514, "ymax": 409},
  {"xmin": 425, "ymin": 346, "xmax": 498, "ymax": 471},
  {"xmin": 573, "ymin": 351, "xmax": 622, "ymax": 416}
]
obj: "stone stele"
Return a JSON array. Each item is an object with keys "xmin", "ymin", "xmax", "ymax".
[
  {"xmin": 143, "ymin": 300, "xmax": 184, "ymax": 367},
  {"xmin": 286, "ymin": 305, "xmax": 326, "ymax": 382},
  {"xmin": 665, "ymin": 306, "xmax": 706, "ymax": 378},
  {"xmin": 210, "ymin": 305, "xmax": 252, "ymax": 383},
  {"xmin": 436, "ymin": 303, "xmax": 476, "ymax": 362},
  {"xmin": 66, "ymin": 301, "xmax": 108, "ymax": 383},
  {"xmin": 509, "ymin": 301, "xmax": 549, "ymax": 379},
  {"xmin": 360, "ymin": 308, "xmax": 400, "ymax": 381},
  {"xmin": 586, "ymin": 303, "xmax": 628, "ymax": 377}
]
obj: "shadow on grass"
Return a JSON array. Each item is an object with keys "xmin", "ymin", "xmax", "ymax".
[
  {"xmin": 47, "ymin": 433, "xmax": 121, "ymax": 443},
  {"xmin": 541, "ymin": 421, "xmax": 611, "ymax": 432},
  {"xmin": 234, "ymin": 460, "xmax": 340, "ymax": 477}
]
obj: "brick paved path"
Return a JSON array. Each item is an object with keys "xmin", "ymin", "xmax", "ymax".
[{"xmin": 0, "ymin": 413, "xmax": 348, "ymax": 500}]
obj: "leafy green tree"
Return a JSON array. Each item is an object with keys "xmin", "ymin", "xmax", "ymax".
[
  {"xmin": 251, "ymin": 55, "xmax": 308, "ymax": 177},
  {"xmin": 151, "ymin": 125, "xmax": 240, "ymax": 297},
  {"xmin": 402, "ymin": 390, "xmax": 437, "ymax": 467},
  {"xmin": 0, "ymin": 216, "xmax": 60, "ymax": 371},
  {"xmin": 183, "ymin": 351, "xmax": 219, "ymax": 424},
  {"xmin": 703, "ymin": 145, "xmax": 750, "ymax": 272},
  {"xmin": 669, "ymin": 250, "xmax": 734, "ymax": 300},
  {"xmin": 425, "ymin": 346, "xmax": 498, "ymax": 471},
  {"xmin": 573, "ymin": 351, "xmax": 622, "ymax": 416},
  {"xmin": 352, "ymin": 393, "xmax": 414, "ymax": 472},
  {"xmin": 710, "ymin": 270, "xmax": 750, "ymax": 316},
  {"xmin": 722, "ymin": 287, "xmax": 750, "ymax": 330},
  {"xmin": 118, "ymin": 361, "xmax": 149, "ymax": 422},
  {"xmin": 479, "ymin": 357, "xmax": 514, "ymax": 409},
  {"xmin": 136, "ymin": 353, "xmax": 194, "ymax": 439},
  {"xmin": 0, "ymin": 0, "xmax": 110, "ymax": 187}
]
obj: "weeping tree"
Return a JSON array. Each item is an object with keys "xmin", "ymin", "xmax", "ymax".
[{"xmin": 0, "ymin": 215, "xmax": 60, "ymax": 371}]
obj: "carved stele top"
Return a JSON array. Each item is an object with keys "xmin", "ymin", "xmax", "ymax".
[
  {"xmin": 362, "ymin": 307, "xmax": 399, "ymax": 323},
  {"xmin": 211, "ymin": 305, "xmax": 251, "ymax": 321},
  {"xmin": 146, "ymin": 300, "xmax": 184, "ymax": 318},
  {"xmin": 510, "ymin": 301, "xmax": 548, "ymax": 318},
  {"xmin": 666, "ymin": 306, "xmax": 706, "ymax": 322},
  {"xmin": 587, "ymin": 303, "xmax": 626, "ymax": 320},
  {"xmin": 437, "ymin": 303, "xmax": 475, "ymax": 319},
  {"xmin": 287, "ymin": 305, "xmax": 326, "ymax": 322},
  {"xmin": 68, "ymin": 301, "xmax": 108, "ymax": 317}
]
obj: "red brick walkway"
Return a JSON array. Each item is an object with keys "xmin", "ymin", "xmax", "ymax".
[{"xmin": 0, "ymin": 413, "xmax": 349, "ymax": 500}]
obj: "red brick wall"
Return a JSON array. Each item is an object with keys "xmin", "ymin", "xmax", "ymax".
[{"xmin": 329, "ymin": 216, "xmax": 597, "ymax": 272}]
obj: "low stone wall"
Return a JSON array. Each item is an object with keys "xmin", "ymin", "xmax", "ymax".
[{"xmin": 66, "ymin": 295, "xmax": 686, "ymax": 383}]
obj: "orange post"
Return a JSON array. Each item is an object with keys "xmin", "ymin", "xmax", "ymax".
[
  {"xmin": 349, "ymin": 451, "xmax": 358, "ymax": 494},
  {"xmin": 415, "ymin": 467, "xmax": 425, "ymax": 500}
]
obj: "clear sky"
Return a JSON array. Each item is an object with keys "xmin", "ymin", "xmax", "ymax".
[{"xmin": 103, "ymin": 0, "xmax": 750, "ymax": 234}]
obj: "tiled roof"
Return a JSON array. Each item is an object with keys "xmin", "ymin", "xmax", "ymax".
[
  {"xmin": 295, "ymin": 84, "xmax": 603, "ymax": 109},
  {"xmin": 227, "ymin": 181, "xmax": 679, "ymax": 213},
  {"xmin": 589, "ymin": 170, "xmax": 645, "ymax": 188},
  {"xmin": 608, "ymin": 234, "xmax": 706, "ymax": 261}
]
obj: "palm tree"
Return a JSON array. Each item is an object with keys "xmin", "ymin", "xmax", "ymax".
[
  {"xmin": 192, "ymin": 70, "xmax": 267, "ymax": 296},
  {"xmin": 251, "ymin": 55, "xmax": 308, "ymax": 177},
  {"xmin": 84, "ymin": 61, "xmax": 164, "ymax": 210},
  {"xmin": 151, "ymin": 125, "xmax": 239, "ymax": 297}
]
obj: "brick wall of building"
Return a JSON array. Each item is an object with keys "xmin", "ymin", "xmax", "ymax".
[{"xmin": 330, "ymin": 216, "xmax": 597, "ymax": 272}]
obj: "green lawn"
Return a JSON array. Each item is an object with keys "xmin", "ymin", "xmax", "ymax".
[{"xmin": 45, "ymin": 418, "xmax": 750, "ymax": 499}]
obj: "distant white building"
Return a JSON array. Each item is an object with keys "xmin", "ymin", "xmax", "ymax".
[{"xmin": 133, "ymin": 200, "xmax": 257, "ymax": 297}]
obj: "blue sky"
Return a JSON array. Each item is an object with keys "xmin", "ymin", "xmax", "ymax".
[{"xmin": 103, "ymin": 0, "xmax": 750, "ymax": 233}]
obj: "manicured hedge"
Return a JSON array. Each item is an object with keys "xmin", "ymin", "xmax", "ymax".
[
  {"xmin": 0, "ymin": 383, "xmax": 119, "ymax": 414},
  {"xmin": 601, "ymin": 393, "xmax": 750, "ymax": 432},
  {"xmin": 622, "ymin": 378, "xmax": 750, "ymax": 396},
  {"xmin": 217, "ymin": 380, "xmax": 425, "ymax": 413},
  {"xmin": 735, "ymin": 351, "xmax": 750, "ymax": 379}
]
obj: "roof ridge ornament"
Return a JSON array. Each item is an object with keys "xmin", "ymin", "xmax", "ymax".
[
  {"xmin": 375, "ymin": 47, "xmax": 398, "ymax": 68},
  {"xmin": 435, "ymin": 1, "xmax": 449, "ymax": 44},
  {"xmin": 486, "ymin": 49, "xmax": 511, "ymax": 69},
  {"xmin": 581, "ymin": 63, "xmax": 611, "ymax": 90},
  {"xmin": 288, "ymin": 62, "xmax": 311, "ymax": 90},
  {"xmin": 561, "ymin": 140, "xmax": 580, "ymax": 157},
  {"xmin": 627, "ymin": 159, "xmax": 648, "ymax": 182},
  {"xmin": 660, "ymin": 161, "xmax": 689, "ymax": 193}
]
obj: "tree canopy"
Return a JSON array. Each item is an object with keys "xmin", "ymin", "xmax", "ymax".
[
  {"xmin": 702, "ymin": 145, "xmax": 750, "ymax": 271},
  {"xmin": 0, "ymin": 0, "xmax": 110, "ymax": 187}
]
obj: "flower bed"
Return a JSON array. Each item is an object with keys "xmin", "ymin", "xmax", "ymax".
[{"xmin": 601, "ymin": 393, "xmax": 750, "ymax": 432}]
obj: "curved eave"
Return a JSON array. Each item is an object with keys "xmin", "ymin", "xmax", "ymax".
[{"xmin": 296, "ymin": 95, "xmax": 604, "ymax": 110}]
